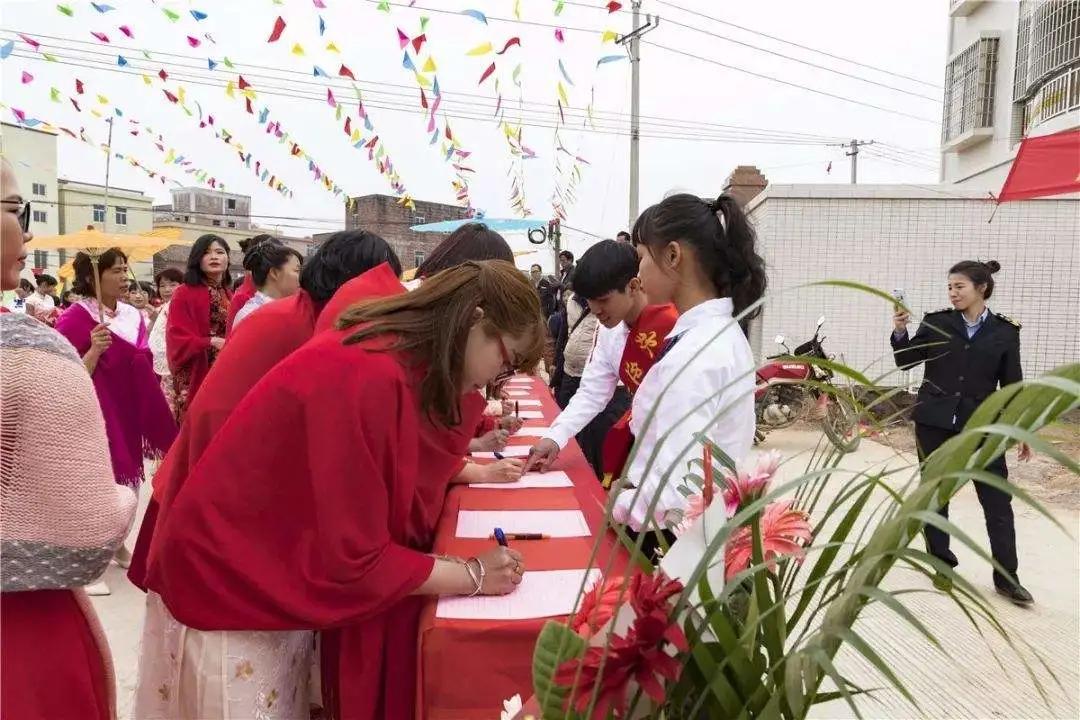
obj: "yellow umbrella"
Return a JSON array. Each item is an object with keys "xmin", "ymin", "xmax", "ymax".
[{"xmin": 27, "ymin": 227, "xmax": 187, "ymax": 321}]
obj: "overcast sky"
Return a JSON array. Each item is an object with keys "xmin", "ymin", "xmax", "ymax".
[{"xmin": 1, "ymin": 0, "xmax": 946, "ymax": 255}]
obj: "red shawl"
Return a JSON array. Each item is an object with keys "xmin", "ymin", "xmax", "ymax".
[
  {"xmin": 145, "ymin": 331, "xmax": 436, "ymax": 720},
  {"xmin": 225, "ymin": 273, "xmax": 256, "ymax": 334},
  {"xmin": 166, "ymin": 283, "xmax": 231, "ymax": 406},
  {"xmin": 128, "ymin": 289, "xmax": 321, "ymax": 588},
  {"xmin": 314, "ymin": 261, "xmax": 404, "ymax": 334}
]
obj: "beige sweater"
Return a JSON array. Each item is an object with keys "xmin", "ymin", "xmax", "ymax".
[{"xmin": 563, "ymin": 293, "xmax": 599, "ymax": 378}]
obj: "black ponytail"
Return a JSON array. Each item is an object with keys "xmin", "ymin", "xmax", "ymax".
[{"xmin": 632, "ymin": 193, "xmax": 767, "ymax": 320}]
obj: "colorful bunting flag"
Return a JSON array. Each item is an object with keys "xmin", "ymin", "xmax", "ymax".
[
  {"xmin": 117, "ymin": 55, "xmax": 128, "ymax": 66},
  {"xmin": 0, "ymin": 40, "xmax": 13, "ymax": 59},
  {"xmin": 158, "ymin": 69, "xmax": 169, "ymax": 81},
  {"xmin": 162, "ymin": 8, "xmax": 180, "ymax": 22},
  {"xmin": 18, "ymin": 33, "xmax": 41, "ymax": 51},
  {"xmin": 478, "ymin": 62, "xmax": 496, "ymax": 85},
  {"xmin": 339, "ymin": 64, "xmax": 355, "ymax": 79},
  {"xmin": 319, "ymin": 16, "xmax": 326, "ymax": 36},
  {"xmin": 422, "ymin": 56, "xmax": 437, "ymax": 73},
  {"xmin": 496, "ymin": 37, "xmax": 521, "ymax": 55},
  {"xmin": 466, "ymin": 42, "xmax": 493, "ymax": 56},
  {"xmin": 187, "ymin": 36, "xmax": 201, "ymax": 48},
  {"xmin": 461, "ymin": 9, "xmax": 487, "ymax": 24},
  {"xmin": 223, "ymin": 56, "xmax": 235, "ymax": 68},
  {"xmin": 402, "ymin": 52, "xmax": 416, "ymax": 71},
  {"xmin": 558, "ymin": 58, "xmax": 574, "ymax": 84},
  {"xmin": 291, "ymin": 43, "xmax": 305, "ymax": 56},
  {"xmin": 21, "ymin": 71, "xmax": 33, "ymax": 84},
  {"xmin": 313, "ymin": 0, "xmax": 326, "ymax": 7},
  {"xmin": 397, "ymin": 29, "xmax": 409, "ymax": 49},
  {"xmin": 326, "ymin": 42, "xmax": 339, "ymax": 53},
  {"xmin": 268, "ymin": 16, "xmax": 286, "ymax": 42},
  {"xmin": 596, "ymin": 54, "xmax": 626, "ymax": 66},
  {"xmin": 57, "ymin": 5, "xmax": 74, "ymax": 18},
  {"xmin": 555, "ymin": 28, "xmax": 564, "ymax": 43},
  {"xmin": 412, "ymin": 34, "xmax": 427, "ymax": 53},
  {"xmin": 207, "ymin": 58, "xmax": 218, "ymax": 70},
  {"xmin": 313, "ymin": 65, "xmax": 329, "ymax": 78},
  {"xmin": 606, "ymin": 1, "xmax": 623, "ymax": 12},
  {"xmin": 602, "ymin": 29, "xmax": 618, "ymax": 43},
  {"xmin": 90, "ymin": 31, "xmax": 110, "ymax": 43},
  {"xmin": 91, "ymin": 3, "xmax": 113, "ymax": 13},
  {"xmin": 191, "ymin": 10, "xmax": 208, "ymax": 21},
  {"xmin": 326, "ymin": 88, "xmax": 336, "ymax": 106}
]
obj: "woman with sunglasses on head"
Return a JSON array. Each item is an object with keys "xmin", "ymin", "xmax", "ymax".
[
  {"xmin": 2, "ymin": 157, "xmax": 137, "ymax": 720},
  {"xmin": 618, "ymin": 194, "xmax": 766, "ymax": 560},
  {"xmin": 137, "ymin": 261, "xmax": 543, "ymax": 720},
  {"xmin": 166, "ymin": 233, "xmax": 232, "ymax": 422}
]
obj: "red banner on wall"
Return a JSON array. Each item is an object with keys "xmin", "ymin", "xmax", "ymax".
[{"xmin": 997, "ymin": 128, "xmax": 1080, "ymax": 202}]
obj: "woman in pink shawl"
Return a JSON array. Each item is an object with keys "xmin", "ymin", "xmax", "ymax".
[{"xmin": 55, "ymin": 248, "xmax": 177, "ymax": 591}]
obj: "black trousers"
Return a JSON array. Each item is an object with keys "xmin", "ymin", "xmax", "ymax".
[
  {"xmin": 557, "ymin": 376, "xmax": 632, "ymax": 481},
  {"xmin": 624, "ymin": 527, "xmax": 678, "ymax": 565},
  {"xmin": 915, "ymin": 423, "xmax": 1019, "ymax": 589}
]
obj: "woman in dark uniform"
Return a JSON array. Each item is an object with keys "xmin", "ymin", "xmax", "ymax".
[{"xmin": 891, "ymin": 259, "xmax": 1033, "ymax": 605}]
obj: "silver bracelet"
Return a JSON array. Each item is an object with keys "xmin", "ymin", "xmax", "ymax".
[{"xmin": 466, "ymin": 557, "xmax": 486, "ymax": 597}]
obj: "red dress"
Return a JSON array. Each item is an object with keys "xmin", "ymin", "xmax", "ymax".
[
  {"xmin": 225, "ymin": 273, "xmax": 256, "ymax": 334},
  {"xmin": 166, "ymin": 282, "xmax": 231, "ymax": 422},
  {"xmin": 145, "ymin": 331, "xmax": 438, "ymax": 720},
  {"xmin": 1, "ymin": 590, "xmax": 111, "ymax": 720}
]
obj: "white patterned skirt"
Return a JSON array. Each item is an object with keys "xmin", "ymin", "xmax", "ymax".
[{"xmin": 133, "ymin": 592, "xmax": 314, "ymax": 720}]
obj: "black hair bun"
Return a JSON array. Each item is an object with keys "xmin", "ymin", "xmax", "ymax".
[
  {"xmin": 985, "ymin": 260, "xmax": 1001, "ymax": 274},
  {"xmin": 708, "ymin": 194, "xmax": 725, "ymax": 213}
]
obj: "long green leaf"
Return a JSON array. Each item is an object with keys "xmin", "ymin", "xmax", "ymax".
[
  {"xmin": 532, "ymin": 620, "xmax": 585, "ymax": 719},
  {"xmin": 831, "ymin": 626, "xmax": 920, "ymax": 711}
]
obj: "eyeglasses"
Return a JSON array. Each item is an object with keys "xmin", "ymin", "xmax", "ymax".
[
  {"xmin": 3, "ymin": 200, "xmax": 30, "ymax": 232},
  {"xmin": 492, "ymin": 333, "xmax": 518, "ymax": 386}
]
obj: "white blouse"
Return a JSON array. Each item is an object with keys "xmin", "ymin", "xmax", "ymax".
[{"xmin": 614, "ymin": 298, "xmax": 756, "ymax": 531}]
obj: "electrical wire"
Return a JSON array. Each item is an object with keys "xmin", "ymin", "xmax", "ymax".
[
  {"xmin": 648, "ymin": 0, "xmax": 941, "ymax": 89},
  {"xmin": 1, "ymin": 30, "xmax": 851, "ymax": 144},
  {"xmin": 641, "ymin": 41, "xmax": 939, "ymax": 124},
  {"xmin": 10, "ymin": 49, "xmax": 850, "ymax": 147}
]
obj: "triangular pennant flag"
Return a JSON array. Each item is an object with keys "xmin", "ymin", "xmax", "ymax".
[
  {"xmin": 187, "ymin": 36, "xmax": 201, "ymax": 48},
  {"xmin": 91, "ymin": 2, "xmax": 113, "ymax": 12},
  {"xmin": 96, "ymin": 93, "xmax": 108, "ymax": 104},
  {"xmin": 478, "ymin": 62, "xmax": 496, "ymax": 85},
  {"xmin": 338, "ymin": 64, "xmax": 355, "ymax": 80},
  {"xmin": 191, "ymin": 9, "xmax": 208, "ymax": 21},
  {"xmin": 397, "ymin": 28, "xmax": 409, "ymax": 49},
  {"xmin": 558, "ymin": 59, "xmax": 574, "ymax": 85},
  {"xmin": 402, "ymin": 52, "xmax": 416, "ymax": 71},
  {"xmin": 466, "ymin": 42, "xmax": 492, "ymax": 56},
  {"xmin": 57, "ymin": 5, "xmax": 74, "ymax": 17},
  {"xmin": 162, "ymin": 8, "xmax": 180, "ymax": 21},
  {"xmin": 596, "ymin": 55, "xmax": 625, "ymax": 66},
  {"xmin": 163, "ymin": 89, "xmax": 179, "ymax": 103},
  {"xmin": 291, "ymin": 43, "xmax": 304, "ymax": 56},
  {"xmin": 245, "ymin": 98, "xmax": 253, "ymax": 114},
  {"xmin": 207, "ymin": 58, "xmax": 218, "ymax": 70},
  {"xmin": 141, "ymin": 75, "xmax": 151, "ymax": 86},
  {"xmin": 326, "ymin": 88, "xmax": 336, "ymax": 106},
  {"xmin": 432, "ymin": 76, "xmax": 441, "ymax": 97},
  {"xmin": 411, "ymin": 33, "xmax": 426, "ymax": 54},
  {"xmin": 90, "ymin": 31, "xmax": 110, "ymax": 43},
  {"xmin": 461, "ymin": 9, "xmax": 487, "ymax": 23},
  {"xmin": 319, "ymin": 16, "xmax": 326, "ymax": 36},
  {"xmin": 602, "ymin": 29, "xmax": 618, "ymax": 43},
  {"xmin": 344, "ymin": 116, "xmax": 351, "ymax": 135},
  {"xmin": 607, "ymin": 1, "xmax": 623, "ymax": 12},
  {"xmin": 422, "ymin": 56, "xmax": 437, "ymax": 73},
  {"xmin": 313, "ymin": 65, "xmax": 329, "ymax": 78},
  {"xmin": 420, "ymin": 15, "xmax": 429, "ymax": 31},
  {"xmin": 238, "ymin": 75, "xmax": 251, "ymax": 89},
  {"xmin": 419, "ymin": 88, "xmax": 428, "ymax": 109},
  {"xmin": 258, "ymin": 107, "xmax": 269, "ymax": 123},
  {"xmin": 49, "ymin": 87, "xmax": 60, "ymax": 102},
  {"xmin": 413, "ymin": 70, "xmax": 431, "ymax": 88},
  {"xmin": 326, "ymin": 41, "xmax": 339, "ymax": 53},
  {"xmin": 225, "ymin": 80, "xmax": 236, "ymax": 97},
  {"xmin": 268, "ymin": 16, "xmax": 286, "ymax": 42},
  {"xmin": 158, "ymin": 68, "xmax": 168, "ymax": 81},
  {"xmin": 43, "ymin": 52, "xmax": 58, "ymax": 62},
  {"xmin": 116, "ymin": 55, "xmax": 128, "ymax": 66},
  {"xmin": 496, "ymin": 37, "xmax": 521, "ymax": 55},
  {"xmin": 223, "ymin": 56, "xmax": 235, "ymax": 68}
]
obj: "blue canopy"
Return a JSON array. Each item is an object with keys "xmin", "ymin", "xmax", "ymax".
[{"xmin": 410, "ymin": 217, "xmax": 548, "ymax": 233}]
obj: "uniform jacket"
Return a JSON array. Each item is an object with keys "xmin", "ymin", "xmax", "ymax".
[{"xmin": 891, "ymin": 308, "xmax": 1022, "ymax": 431}]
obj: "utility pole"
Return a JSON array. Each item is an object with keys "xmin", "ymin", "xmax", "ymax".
[
  {"xmin": 102, "ymin": 116, "xmax": 114, "ymax": 232},
  {"xmin": 617, "ymin": 3, "xmax": 659, "ymax": 228},
  {"xmin": 833, "ymin": 139, "xmax": 874, "ymax": 184}
]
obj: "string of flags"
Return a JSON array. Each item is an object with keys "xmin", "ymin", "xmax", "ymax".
[{"xmin": 264, "ymin": 12, "xmax": 414, "ymax": 209}]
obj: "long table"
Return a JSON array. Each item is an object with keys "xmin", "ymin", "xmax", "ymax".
[{"xmin": 416, "ymin": 376, "xmax": 629, "ymax": 719}]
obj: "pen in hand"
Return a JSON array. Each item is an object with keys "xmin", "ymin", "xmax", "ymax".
[{"xmin": 494, "ymin": 527, "xmax": 508, "ymax": 547}]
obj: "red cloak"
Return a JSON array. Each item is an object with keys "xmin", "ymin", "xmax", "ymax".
[
  {"xmin": 165, "ymin": 283, "xmax": 232, "ymax": 408},
  {"xmin": 225, "ymin": 272, "xmax": 256, "ymax": 334},
  {"xmin": 314, "ymin": 261, "xmax": 405, "ymax": 334},
  {"xmin": 145, "ymin": 331, "xmax": 436, "ymax": 720}
]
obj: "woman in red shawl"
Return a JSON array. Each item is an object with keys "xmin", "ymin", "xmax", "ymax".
[
  {"xmin": 166, "ymin": 234, "xmax": 232, "ymax": 422},
  {"xmin": 138, "ymin": 260, "xmax": 545, "ymax": 720}
]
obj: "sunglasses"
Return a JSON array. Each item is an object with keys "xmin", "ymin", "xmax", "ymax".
[{"xmin": 3, "ymin": 200, "xmax": 30, "ymax": 232}]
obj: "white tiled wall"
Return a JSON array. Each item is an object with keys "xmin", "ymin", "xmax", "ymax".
[{"xmin": 747, "ymin": 195, "xmax": 1079, "ymax": 385}]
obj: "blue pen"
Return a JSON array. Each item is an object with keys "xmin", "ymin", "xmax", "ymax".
[{"xmin": 493, "ymin": 527, "xmax": 508, "ymax": 547}]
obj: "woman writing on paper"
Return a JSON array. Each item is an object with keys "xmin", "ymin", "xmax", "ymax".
[
  {"xmin": 618, "ymin": 194, "xmax": 766, "ymax": 559},
  {"xmin": 139, "ymin": 261, "xmax": 543, "ymax": 720}
]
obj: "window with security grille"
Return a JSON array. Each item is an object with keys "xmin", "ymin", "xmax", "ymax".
[
  {"xmin": 115, "ymin": 207, "xmax": 128, "ymax": 225},
  {"xmin": 1014, "ymin": 0, "xmax": 1080, "ymax": 134},
  {"xmin": 93, "ymin": 204, "xmax": 106, "ymax": 222},
  {"xmin": 941, "ymin": 37, "xmax": 999, "ymax": 144},
  {"xmin": 31, "ymin": 182, "xmax": 46, "ymax": 196},
  {"xmin": 32, "ymin": 209, "xmax": 47, "ymax": 223}
]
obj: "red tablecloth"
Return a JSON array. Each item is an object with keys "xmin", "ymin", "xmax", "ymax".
[{"xmin": 416, "ymin": 378, "xmax": 628, "ymax": 719}]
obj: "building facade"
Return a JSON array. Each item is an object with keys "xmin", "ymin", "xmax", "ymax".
[
  {"xmin": 345, "ymin": 194, "xmax": 470, "ymax": 270},
  {"xmin": 1, "ymin": 122, "xmax": 59, "ymax": 274},
  {"xmin": 153, "ymin": 187, "xmax": 253, "ymax": 230},
  {"xmin": 746, "ymin": 184, "xmax": 1079, "ymax": 381},
  {"xmin": 941, "ymin": 0, "xmax": 1080, "ymax": 188},
  {"xmin": 57, "ymin": 179, "xmax": 155, "ymax": 279}
]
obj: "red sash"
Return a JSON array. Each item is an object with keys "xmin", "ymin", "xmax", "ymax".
[{"xmin": 600, "ymin": 304, "xmax": 678, "ymax": 482}]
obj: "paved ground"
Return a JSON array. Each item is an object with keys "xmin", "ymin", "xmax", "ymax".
[{"xmin": 94, "ymin": 429, "xmax": 1078, "ymax": 719}]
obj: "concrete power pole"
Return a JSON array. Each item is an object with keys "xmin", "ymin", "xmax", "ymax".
[
  {"xmin": 834, "ymin": 139, "xmax": 875, "ymax": 184},
  {"xmin": 618, "ymin": 3, "xmax": 659, "ymax": 228}
]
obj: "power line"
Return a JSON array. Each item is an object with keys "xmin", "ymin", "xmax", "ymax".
[
  {"xmin": 2, "ymin": 30, "xmax": 849, "ymax": 144},
  {"xmin": 10, "ymin": 50, "xmax": 848, "ymax": 147},
  {"xmin": 642, "ymin": 41, "xmax": 939, "ymax": 124},
  {"xmin": 649, "ymin": 0, "xmax": 941, "ymax": 89}
]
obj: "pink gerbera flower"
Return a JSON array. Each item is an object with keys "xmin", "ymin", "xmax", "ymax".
[
  {"xmin": 724, "ymin": 501, "xmax": 812, "ymax": 581},
  {"xmin": 722, "ymin": 449, "xmax": 783, "ymax": 515}
]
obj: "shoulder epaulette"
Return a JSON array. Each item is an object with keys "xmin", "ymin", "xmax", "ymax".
[
  {"xmin": 925, "ymin": 307, "xmax": 953, "ymax": 315},
  {"xmin": 995, "ymin": 312, "xmax": 1021, "ymax": 329}
]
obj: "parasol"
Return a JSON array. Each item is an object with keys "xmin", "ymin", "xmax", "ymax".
[
  {"xmin": 27, "ymin": 227, "xmax": 187, "ymax": 321},
  {"xmin": 410, "ymin": 217, "xmax": 547, "ymax": 233}
]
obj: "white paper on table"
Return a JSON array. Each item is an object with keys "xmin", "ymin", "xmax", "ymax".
[
  {"xmin": 470, "ymin": 470, "xmax": 574, "ymax": 489},
  {"xmin": 514, "ymin": 425, "xmax": 553, "ymax": 435},
  {"xmin": 509, "ymin": 399, "xmax": 542, "ymax": 407},
  {"xmin": 472, "ymin": 445, "xmax": 531, "ymax": 459},
  {"xmin": 515, "ymin": 410, "xmax": 544, "ymax": 419},
  {"xmin": 436, "ymin": 568, "xmax": 602, "ymax": 620},
  {"xmin": 505, "ymin": 389, "xmax": 530, "ymax": 397},
  {"xmin": 455, "ymin": 509, "xmax": 590, "ymax": 538}
]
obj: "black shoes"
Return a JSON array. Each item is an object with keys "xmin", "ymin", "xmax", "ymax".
[{"xmin": 995, "ymin": 582, "xmax": 1034, "ymax": 606}]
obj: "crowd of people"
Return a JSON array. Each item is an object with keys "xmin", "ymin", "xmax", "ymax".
[{"xmin": 2, "ymin": 143, "xmax": 1033, "ymax": 720}]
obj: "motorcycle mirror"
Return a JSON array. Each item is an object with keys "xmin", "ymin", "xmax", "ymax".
[
  {"xmin": 774, "ymin": 334, "xmax": 786, "ymax": 346},
  {"xmin": 816, "ymin": 315, "xmax": 826, "ymax": 328}
]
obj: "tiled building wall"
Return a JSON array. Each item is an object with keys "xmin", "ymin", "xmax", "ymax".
[
  {"xmin": 347, "ymin": 195, "xmax": 470, "ymax": 270},
  {"xmin": 747, "ymin": 196, "xmax": 1079, "ymax": 383}
]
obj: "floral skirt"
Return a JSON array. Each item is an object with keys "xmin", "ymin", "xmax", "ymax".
[{"xmin": 133, "ymin": 592, "xmax": 313, "ymax": 720}]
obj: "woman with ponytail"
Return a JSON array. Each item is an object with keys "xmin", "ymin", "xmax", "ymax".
[
  {"xmin": 892, "ymin": 259, "xmax": 1032, "ymax": 605},
  {"xmin": 617, "ymin": 193, "xmax": 766, "ymax": 558}
]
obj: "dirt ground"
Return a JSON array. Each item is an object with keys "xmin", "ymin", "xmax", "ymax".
[{"xmin": 793, "ymin": 411, "xmax": 1080, "ymax": 510}]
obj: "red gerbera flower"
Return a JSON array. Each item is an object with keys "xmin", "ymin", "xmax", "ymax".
[
  {"xmin": 569, "ymin": 576, "xmax": 627, "ymax": 640},
  {"xmin": 724, "ymin": 501, "xmax": 812, "ymax": 581},
  {"xmin": 627, "ymin": 572, "xmax": 687, "ymax": 651},
  {"xmin": 555, "ymin": 614, "xmax": 683, "ymax": 719}
]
